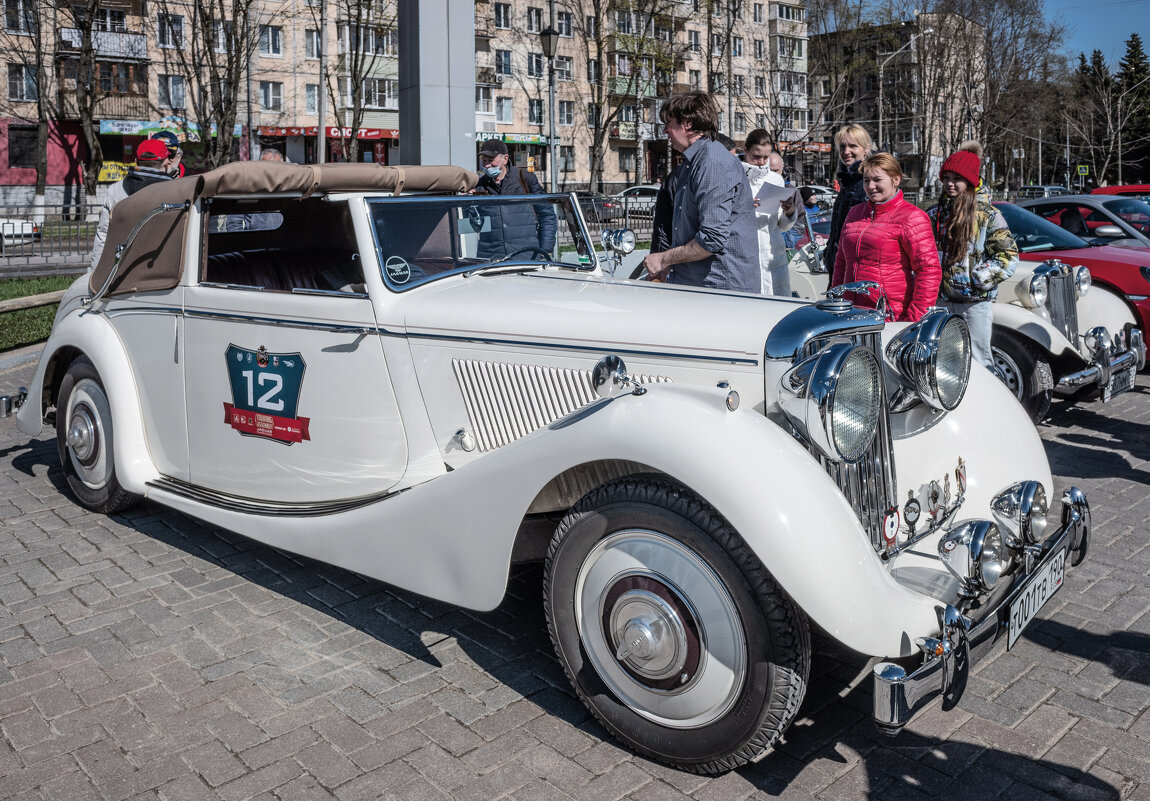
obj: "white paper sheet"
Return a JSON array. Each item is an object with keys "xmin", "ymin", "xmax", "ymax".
[{"xmin": 754, "ymin": 181, "xmax": 803, "ymax": 215}]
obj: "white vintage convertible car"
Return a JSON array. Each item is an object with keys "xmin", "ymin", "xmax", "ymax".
[{"xmin": 2, "ymin": 163, "xmax": 1090, "ymax": 774}]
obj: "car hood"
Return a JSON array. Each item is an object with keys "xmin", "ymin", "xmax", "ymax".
[
  {"xmin": 1019, "ymin": 244, "xmax": 1150, "ymax": 268},
  {"xmin": 398, "ymin": 270, "xmax": 809, "ymax": 365}
]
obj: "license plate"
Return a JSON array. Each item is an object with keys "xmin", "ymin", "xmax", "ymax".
[
  {"xmin": 1102, "ymin": 364, "xmax": 1136, "ymax": 402},
  {"xmin": 1008, "ymin": 550, "xmax": 1065, "ymax": 649}
]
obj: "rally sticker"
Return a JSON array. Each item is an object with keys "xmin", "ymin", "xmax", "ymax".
[{"xmin": 223, "ymin": 345, "xmax": 311, "ymax": 445}]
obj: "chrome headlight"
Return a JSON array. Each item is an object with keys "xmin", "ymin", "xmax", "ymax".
[
  {"xmin": 990, "ymin": 481, "xmax": 1048, "ymax": 547},
  {"xmin": 778, "ymin": 342, "xmax": 881, "ymax": 463},
  {"xmin": 601, "ymin": 228, "xmax": 636, "ymax": 255},
  {"xmin": 1028, "ymin": 274, "xmax": 1048, "ymax": 307},
  {"xmin": 938, "ymin": 520, "xmax": 1010, "ymax": 596},
  {"xmin": 1074, "ymin": 266, "xmax": 1091, "ymax": 297},
  {"xmin": 885, "ymin": 309, "xmax": 972, "ymax": 412}
]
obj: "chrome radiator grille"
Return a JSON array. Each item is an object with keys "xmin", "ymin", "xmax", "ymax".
[
  {"xmin": 452, "ymin": 359, "xmax": 669, "ymax": 453},
  {"xmin": 1046, "ymin": 272, "xmax": 1080, "ymax": 348},
  {"xmin": 801, "ymin": 332, "xmax": 898, "ymax": 550}
]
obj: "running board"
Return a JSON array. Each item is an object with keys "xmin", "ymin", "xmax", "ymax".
[{"xmin": 147, "ymin": 477, "xmax": 399, "ymax": 517}]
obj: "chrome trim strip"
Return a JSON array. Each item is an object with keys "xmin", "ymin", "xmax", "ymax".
[
  {"xmin": 147, "ymin": 476, "xmax": 397, "ymax": 517},
  {"xmin": 414, "ymin": 330, "xmax": 760, "ymax": 365},
  {"xmin": 182, "ymin": 308, "xmax": 377, "ymax": 335}
]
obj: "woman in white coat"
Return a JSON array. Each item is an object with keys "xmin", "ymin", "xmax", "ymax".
[{"xmin": 742, "ymin": 129, "xmax": 798, "ymax": 296}]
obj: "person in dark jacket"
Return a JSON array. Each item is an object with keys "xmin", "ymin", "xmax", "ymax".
[
  {"xmin": 823, "ymin": 123, "xmax": 876, "ymax": 280},
  {"xmin": 473, "ymin": 140, "xmax": 557, "ymax": 261},
  {"xmin": 89, "ymin": 139, "xmax": 175, "ymax": 270}
]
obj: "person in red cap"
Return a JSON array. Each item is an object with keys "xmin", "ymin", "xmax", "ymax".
[
  {"xmin": 929, "ymin": 144, "xmax": 1018, "ymax": 370},
  {"xmin": 89, "ymin": 139, "xmax": 176, "ymax": 270},
  {"xmin": 151, "ymin": 131, "xmax": 185, "ymax": 177}
]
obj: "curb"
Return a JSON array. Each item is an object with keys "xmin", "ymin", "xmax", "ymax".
[{"xmin": 0, "ymin": 344, "xmax": 44, "ymax": 374}]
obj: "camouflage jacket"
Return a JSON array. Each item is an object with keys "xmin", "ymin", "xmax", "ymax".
[{"xmin": 929, "ymin": 199, "xmax": 1018, "ymax": 302}]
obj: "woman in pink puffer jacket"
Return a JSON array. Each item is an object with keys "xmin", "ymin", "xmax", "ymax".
[{"xmin": 831, "ymin": 153, "xmax": 941, "ymax": 322}]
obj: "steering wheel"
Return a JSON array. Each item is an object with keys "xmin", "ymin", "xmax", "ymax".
[{"xmin": 492, "ymin": 247, "xmax": 551, "ymax": 264}]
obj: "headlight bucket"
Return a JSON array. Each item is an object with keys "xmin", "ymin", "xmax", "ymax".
[
  {"xmin": 1074, "ymin": 266, "xmax": 1091, "ymax": 298},
  {"xmin": 779, "ymin": 342, "xmax": 881, "ymax": 463},
  {"xmin": 990, "ymin": 480, "xmax": 1048, "ymax": 548},
  {"xmin": 884, "ymin": 309, "xmax": 972, "ymax": 412},
  {"xmin": 1027, "ymin": 273, "xmax": 1048, "ymax": 308},
  {"xmin": 938, "ymin": 520, "xmax": 1010, "ymax": 596}
]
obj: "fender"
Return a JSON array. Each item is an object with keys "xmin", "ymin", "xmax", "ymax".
[
  {"xmin": 149, "ymin": 382, "xmax": 940, "ymax": 658},
  {"xmin": 1076, "ymin": 283, "xmax": 1138, "ymax": 336},
  {"xmin": 15, "ymin": 309, "xmax": 159, "ymax": 493},
  {"xmin": 992, "ymin": 301, "xmax": 1081, "ymax": 361}
]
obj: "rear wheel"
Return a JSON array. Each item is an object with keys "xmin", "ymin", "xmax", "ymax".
[
  {"xmin": 544, "ymin": 476, "xmax": 809, "ymax": 774},
  {"xmin": 55, "ymin": 357, "xmax": 141, "ymax": 513},
  {"xmin": 991, "ymin": 330, "xmax": 1054, "ymax": 422}
]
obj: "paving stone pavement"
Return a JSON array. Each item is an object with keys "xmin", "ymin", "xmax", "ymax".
[{"xmin": 1, "ymin": 351, "xmax": 1147, "ymax": 801}]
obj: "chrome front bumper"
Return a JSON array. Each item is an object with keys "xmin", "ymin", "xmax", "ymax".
[
  {"xmin": 872, "ymin": 487, "xmax": 1090, "ymax": 733},
  {"xmin": 1058, "ymin": 326, "xmax": 1145, "ymax": 391},
  {"xmin": 0, "ymin": 386, "xmax": 28, "ymax": 418}
]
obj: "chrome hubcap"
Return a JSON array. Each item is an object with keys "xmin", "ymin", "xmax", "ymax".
[
  {"xmin": 67, "ymin": 407, "xmax": 98, "ymax": 464},
  {"xmin": 609, "ymin": 587, "xmax": 694, "ymax": 686},
  {"xmin": 63, "ymin": 378, "xmax": 112, "ymax": 490}
]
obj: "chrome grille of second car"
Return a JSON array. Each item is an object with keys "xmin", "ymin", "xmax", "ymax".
[
  {"xmin": 1045, "ymin": 271, "xmax": 1080, "ymax": 348},
  {"xmin": 801, "ymin": 332, "xmax": 898, "ymax": 551}
]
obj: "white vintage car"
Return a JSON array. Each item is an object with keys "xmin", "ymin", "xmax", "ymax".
[
  {"xmin": 2, "ymin": 163, "xmax": 1090, "ymax": 774},
  {"xmin": 789, "ymin": 204, "xmax": 1146, "ymax": 422}
]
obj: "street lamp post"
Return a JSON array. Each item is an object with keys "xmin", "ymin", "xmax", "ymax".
[
  {"xmin": 539, "ymin": 25, "xmax": 560, "ymax": 191},
  {"xmin": 877, "ymin": 28, "xmax": 931, "ymax": 153}
]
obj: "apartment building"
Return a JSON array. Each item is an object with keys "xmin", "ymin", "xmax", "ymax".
[{"xmin": 1, "ymin": 0, "xmax": 808, "ymax": 200}]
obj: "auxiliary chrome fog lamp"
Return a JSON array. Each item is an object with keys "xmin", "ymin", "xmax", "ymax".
[
  {"xmin": 885, "ymin": 308, "xmax": 972, "ymax": 413},
  {"xmin": 990, "ymin": 480, "xmax": 1049, "ymax": 548},
  {"xmin": 601, "ymin": 228, "xmax": 636, "ymax": 255},
  {"xmin": 938, "ymin": 520, "xmax": 1010, "ymax": 597},
  {"xmin": 778, "ymin": 342, "xmax": 881, "ymax": 463}
]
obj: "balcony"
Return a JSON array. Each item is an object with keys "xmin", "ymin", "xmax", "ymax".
[
  {"xmin": 59, "ymin": 28, "xmax": 147, "ymax": 60},
  {"xmin": 609, "ymin": 75, "xmax": 657, "ymax": 98},
  {"xmin": 58, "ymin": 90, "xmax": 151, "ymax": 120},
  {"xmin": 476, "ymin": 67, "xmax": 497, "ymax": 85},
  {"xmin": 609, "ymin": 121, "xmax": 657, "ymax": 140}
]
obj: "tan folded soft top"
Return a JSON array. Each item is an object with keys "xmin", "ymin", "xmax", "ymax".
[{"xmin": 90, "ymin": 162, "xmax": 478, "ymax": 297}]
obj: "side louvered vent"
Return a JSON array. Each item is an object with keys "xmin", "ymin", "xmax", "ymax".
[{"xmin": 452, "ymin": 358, "xmax": 670, "ymax": 452}]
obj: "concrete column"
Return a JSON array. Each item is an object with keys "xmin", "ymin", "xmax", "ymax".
[{"xmin": 398, "ymin": 0, "xmax": 476, "ymax": 168}]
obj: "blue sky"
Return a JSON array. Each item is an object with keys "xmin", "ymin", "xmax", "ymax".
[{"xmin": 1048, "ymin": 0, "xmax": 1149, "ymax": 67}]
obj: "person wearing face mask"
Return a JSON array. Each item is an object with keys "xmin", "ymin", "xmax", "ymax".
[
  {"xmin": 823, "ymin": 124, "xmax": 876, "ymax": 282},
  {"xmin": 742, "ymin": 129, "xmax": 797, "ymax": 296},
  {"xmin": 472, "ymin": 140, "xmax": 557, "ymax": 261},
  {"xmin": 832, "ymin": 153, "xmax": 940, "ymax": 322}
]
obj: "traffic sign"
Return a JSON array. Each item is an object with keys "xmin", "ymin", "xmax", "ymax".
[{"xmin": 1077, "ymin": 165, "xmax": 1089, "ymax": 176}]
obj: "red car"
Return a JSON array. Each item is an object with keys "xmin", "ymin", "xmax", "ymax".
[
  {"xmin": 995, "ymin": 202, "xmax": 1150, "ymax": 335},
  {"xmin": 1090, "ymin": 184, "xmax": 1150, "ymax": 198}
]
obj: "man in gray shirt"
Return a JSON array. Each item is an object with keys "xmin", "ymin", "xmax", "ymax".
[{"xmin": 640, "ymin": 92, "xmax": 759, "ymax": 292}]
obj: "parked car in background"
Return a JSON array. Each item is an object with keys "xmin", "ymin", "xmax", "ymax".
[
  {"xmin": 1016, "ymin": 185, "xmax": 1071, "ymax": 200},
  {"xmin": 0, "ymin": 215, "xmax": 41, "ymax": 252},
  {"xmin": 572, "ymin": 190, "xmax": 619, "ymax": 223},
  {"xmin": 989, "ymin": 201, "xmax": 1147, "ymax": 420},
  {"xmin": 1090, "ymin": 184, "xmax": 1150, "ymax": 199},
  {"xmin": 803, "ymin": 185, "xmax": 837, "ymax": 209},
  {"xmin": 613, "ymin": 184, "xmax": 660, "ymax": 217},
  {"xmin": 1, "ymin": 161, "xmax": 1093, "ymax": 774},
  {"xmin": 1017, "ymin": 194, "xmax": 1150, "ymax": 249}
]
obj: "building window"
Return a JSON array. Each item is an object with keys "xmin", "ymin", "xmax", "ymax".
[
  {"xmin": 688, "ymin": 29, "xmax": 699, "ymax": 52},
  {"xmin": 98, "ymin": 62, "xmax": 142, "ymax": 95},
  {"xmin": 732, "ymin": 37, "xmax": 743, "ymax": 57},
  {"xmin": 305, "ymin": 29, "xmax": 320, "ymax": 59},
  {"xmin": 6, "ymin": 124, "xmax": 35, "ymax": 167},
  {"xmin": 777, "ymin": 36, "xmax": 803, "ymax": 58},
  {"xmin": 587, "ymin": 59, "xmax": 600, "ymax": 82},
  {"xmin": 587, "ymin": 103, "xmax": 600, "ymax": 128},
  {"xmin": 557, "ymin": 11, "xmax": 572, "ymax": 36},
  {"xmin": 259, "ymin": 25, "xmax": 282, "ymax": 56},
  {"xmin": 494, "ymin": 3, "xmax": 510, "ymax": 28},
  {"xmin": 259, "ymin": 80, "xmax": 282, "ymax": 111},
  {"xmin": 734, "ymin": 112, "xmax": 746, "ymax": 133},
  {"xmin": 495, "ymin": 96, "xmax": 513, "ymax": 123},
  {"xmin": 305, "ymin": 83, "xmax": 318, "ymax": 114},
  {"xmin": 585, "ymin": 15, "xmax": 596, "ymax": 37},
  {"xmin": 615, "ymin": 10, "xmax": 631, "ymax": 34},
  {"xmin": 560, "ymin": 145, "xmax": 574, "ymax": 172},
  {"xmin": 778, "ymin": 4, "xmax": 805, "ymax": 21},
  {"xmin": 754, "ymin": 39, "xmax": 764, "ymax": 60},
  {"xmin": 555, "ymin": 55, "xmax": 572, "ymax": 81},
  {"xmin": 618, "ymin": 104, "xmax": 637, "ymax": 122},
  {"xmin": 559, "ymin": 99, "xmax": 573, "ymax": 125},
  {"xmin": 5, "ymin": 0, "xmax": 33, "ymax": 32},
  {"xmin": 733, "ymin": 74, "xmax": 744, "ymax": 94},
  {"xmin": 615, "ymin": 53, "xmax": 632, "ymax": 76},
  {"xmin": 711, "ymin": 73, "xmax": 723, "ymax": 93},
  {"xmin": 755, "ymin": 75, "xmax": 766, "ymax": 96},
  {"xmin": 359, "ymin": 77, "xmax": 397, "ymax": 109},
  {"xmin": 7, "ymin": 63, "xmax": 37, "ymax": 101},
  {"xmin": 711, "ymin": 33, "xmax": 722, "ymax": 57},
  {"xmin": 159, "ymin": 74, "xmax": 185, "ymax": 108},
  {"xmin": 496, "ymin": 50, "xmax": 511, "ymax": 74},
  {"xmin": 211, "ymin": 20, "xmax": 234, "ymax": 53},
  {"xmin": 528, "ymin": 98, "xmax": 543, "ymax": 125},
  {"xmin": 158, "ymin": 14, "xmax": 183, "ymax": 48},
  {"xmin": 753, "ymin": 3, "xmax": 763, "ymax": 22},
  {"xmin": 756, "ymin": 113, "xmax": 767, "ymax": 129},
  {"xmin": 476, "ymin": 85, "xmax": 492, "ymax": 113},
  {"xmin": 340, "ymin": 24, "xmax": 398, "ymax": 55},
  {"xmin": 526, "ymin": 6, "xmax": 542, "ymax": 33},
  {"xmin": 528, "ymin": 52, "xmax": 543, "ymax": 78},
  {"xmin": 689, "ymin": 69, "xmax": 701, "ymax": 90},
  {"xmin": 619, "ymin": 147, "xmax": 636, "ymax": 172},
  {"xmin": 94, "ymin": 8, "xmax": 126, "ymax": 31}
]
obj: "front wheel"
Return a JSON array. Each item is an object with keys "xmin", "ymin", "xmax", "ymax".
[
  {"xmin": 991, "ymin": 330, "xmax": 1054, "ymax": 422},
  {"xmin": 544, "ymin": 476, "xmax": 809, "ymax": 774},
  {"xmin": 55, "ymin": 356, "xmax": 141, "ymax": 513}
]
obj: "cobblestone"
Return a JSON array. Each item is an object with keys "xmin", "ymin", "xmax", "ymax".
[{"xmin": 2, "ymin": 356, "xmax": 1148, "ymax": 799}]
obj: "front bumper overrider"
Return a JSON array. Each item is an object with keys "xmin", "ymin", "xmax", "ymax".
[
  {"xmin": 872, "ymin": 487, "xmax": 1090, "ymax": 733},
  {"xmin": 1058, "ymin": 325, "xmax": 1146, "ymax": 392}
]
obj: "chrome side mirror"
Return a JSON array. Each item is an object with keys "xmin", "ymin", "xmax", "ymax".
[{"xmin": 592, "ymin": 355, "xmax": 645, "ymax": 398}]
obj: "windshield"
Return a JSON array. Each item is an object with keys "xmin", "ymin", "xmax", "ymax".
[
  {"xmin": 367, "ymin": 194, "xmax": 597, "ymax": 291},
  {"xmin": 995, "ymin": 202, "xmax": 1090, "ymax": 253},
  {"xmin": 1101, "ymin": 197, "xmax": 1150, "ymax": 235}
]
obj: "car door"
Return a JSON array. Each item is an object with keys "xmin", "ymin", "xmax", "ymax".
[{"xmin": 181, "ymin": 283, "xmax": 407, "ymax": 504}]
